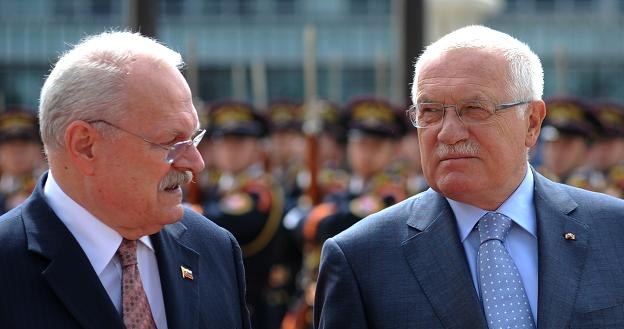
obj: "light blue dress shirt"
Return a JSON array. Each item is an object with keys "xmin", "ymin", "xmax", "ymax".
[{"xmin": 447, "ymin": 167, "xmax": 538, "ymax": 322}]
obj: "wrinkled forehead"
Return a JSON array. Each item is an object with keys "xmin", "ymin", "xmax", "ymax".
[
  {"xmin": 121, "ymin": 60, "xmax": 199, "ymax": 135},
  {"xmin": 420, "ymin": 48, "xmax": 509, "ymax": 79},
  {"xmin": 127, "ymin": 57, "xmax": 190, "ymax": 95},
  {"xmin": 126, "ymin": 59, "xmax": 194, "ymax": 108},
  {"xmin": 416, "ymin": 48, "xmax": 511, "ymax": 100}
]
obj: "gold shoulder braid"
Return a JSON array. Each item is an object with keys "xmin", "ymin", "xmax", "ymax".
[{"xmin": 240, "ymin": 177, "xmax": 285, "ymax": 257}]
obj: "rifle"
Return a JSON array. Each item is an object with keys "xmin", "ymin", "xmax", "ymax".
[
  {"xmin": 281, "ymin": 96, "xmax": 323, "ymax": 329},
  {"xmin": 281, "ymin": 25, "xmax": 322, "ymax": 329}
]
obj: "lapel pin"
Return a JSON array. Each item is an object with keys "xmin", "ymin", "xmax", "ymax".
[
  {"xmin": 180, "ymin": 266, "xmax": 194, "ymax": 280},
  {"xmin": 564, "ymin": 232, "xmax": 576, "ymax": 241}
]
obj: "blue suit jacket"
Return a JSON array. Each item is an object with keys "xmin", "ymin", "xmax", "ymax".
[
  {"xmin": 315, "ymin": 171, "xmax": 624, "ymax": 329},
  {"xmin": 0, "ymin": 173, "xmax": 251, "ymax": 329}
]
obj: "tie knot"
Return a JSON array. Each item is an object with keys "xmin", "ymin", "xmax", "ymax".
[
  {"xmin": 477, "ymin": 212, "xmax": 512, "ymax": 244},
  {"xmin": 117, "ymin": 238, "xmax": 138, "ymax": 267}
]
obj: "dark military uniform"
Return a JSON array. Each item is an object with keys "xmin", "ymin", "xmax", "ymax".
[
  {"xmin": 537, "ymin": 97, "xmax": 604, "ymax": 191},
  {"xmin": 282, "ymin": 97, "xmax": 407, "ymax": 329},
  {"xmin": 591, "ymin": 101, "xmax": 624, "ymax": 198},
  {"xmin": 265, "ymin": 99, "xmax": 306, "ymax": 214},
  {"xmin": 281, "ymin": 100, "xmax": 349, "ymax": 242},
  {"xmin": 0, "ymin": 107, "xmax": 45, "ymax": 213},
  {"xmin": 303, "ymin": 97, "xmax": 407, "ymax": 242},
  {"xmin": 279, "ymin": 100, "xmax": 351, "ymax": 329},
  {"xmin": 198, "ymin": 101, "xmax": 286, "ymax": 329}
]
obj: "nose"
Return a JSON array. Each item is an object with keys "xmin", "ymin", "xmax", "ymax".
[
  {"xmin": 172, "ymin": 144, "xmax": 205, "ymax": 174},
  {"xmin": 437, "ymin": 106, "xmax": 469, "ymax": 145}
]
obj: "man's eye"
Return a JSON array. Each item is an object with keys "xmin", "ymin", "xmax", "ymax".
[
  {"xmin": 461, "ymin": 105, "xmax": 490, "ymax": 120},
  {"xmin": 418, "ymin": 104, "xmax": 442, "ymax": 113}
]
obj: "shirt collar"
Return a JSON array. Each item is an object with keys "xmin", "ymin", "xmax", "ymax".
[
  {"xmin": 448, "ymin": 165, "xmax": 536, "ymax": 242},
  {"xmin": 43, "ymin": 171, "xmax": 154, "ymax": 275}
]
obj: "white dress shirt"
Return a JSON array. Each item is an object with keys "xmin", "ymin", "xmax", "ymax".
[
  {"xmin": 43, "ymin": 171, "xmax": 168, "ymax": 329},
  {"xmin": 447, "ymin": 166, "xmax": 538, "ymax": 322}
]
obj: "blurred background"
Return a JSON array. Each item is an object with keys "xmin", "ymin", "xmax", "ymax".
[
  {"xmin": 3, "ymin": 2, "xmax": 624, "ymax": 329},
  {"xmin": 1, "ymin": 0, "xmax": 624, "ymax": 110}
]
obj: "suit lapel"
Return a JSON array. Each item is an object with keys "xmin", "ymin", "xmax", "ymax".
[
  {"xmin": 401, "ymin": 190, "xmax": 487, "ymax": 329},
  {"xmin": 23, "ymin": 174, "xmax": 123, "ymax": 329},
  {"xmin": 151, "ymin": 220, "xmax": 200, "ymax": 329},
  {"xmin": 533, "ymin": 172, "xmax": 589, "ymax": 329}
]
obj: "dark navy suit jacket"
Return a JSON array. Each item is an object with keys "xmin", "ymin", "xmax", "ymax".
[
  {"xmin": 0, "ymin": 173, "xmax": 251, "ymax": 329},
  {"xmin": 315, "ymin": 170, "xmax": 624, "ymax": 329}
]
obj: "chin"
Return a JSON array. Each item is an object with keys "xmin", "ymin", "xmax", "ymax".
[
  {"xmin": 155, "ymin": 206, "xmax": 185, "ymax": 227},
  {"xmin": 440, "ymin": 185, "xmax": 474, "ymax": 200},
  {"xmin": 170, "ymin": 205, "xmax": 185, "ymax": 221},
  {"xmin": 434, "ymin": 173, "xmax": 477, "ymax": 197}
]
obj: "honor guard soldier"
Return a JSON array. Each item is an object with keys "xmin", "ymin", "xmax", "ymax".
[
  {"xmin": 283, "ymin": 96, "xmax": 407, "ymax": 329},
  {"xmin": 263, "ymin": 100, "xmax": 311, "ymax": 327},
  {"xmin": 588, "ymin": 101, "xmax": 624, "ymax": 197},
  {"xmin": 0, "ymin": 107, "xmax": 46, "ymax": 213},
  {"xmin": 302, "ymin": 100, "xmax": 350, "ymax": 209},
  {"xmin": 199, "ymin": 101, "xmax": 286, "ymax": 329},
  {"xmin": 280, "ymin": 100, "xmax": 349, "ymax": 329},
  {"xmin": 266, "ymin": 99, "xmax": 306, "ymax": 212},
  {"xmin": 283, "ymin": 100, "xmax": 349, "ymax": 235},
  {"xmin": 537, "ymin": 97, "xmax": 605, "ymax": 191},
  {"xmin": 395, "ymin": 102, "xmax": 429, "ymax": 196},
  {"xmin": 185, "ymin": 102, "xmax": 216, "ymax": 205},
  {"xmin": 302, "ymin": 96, "xmax": 407, "ymax": 243},
  {"xmin": 310, "ymin": 100, "xmax": 347, "ymax": 172}
]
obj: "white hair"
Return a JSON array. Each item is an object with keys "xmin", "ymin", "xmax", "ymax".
[
  {"xmin": 411, "ymin": 25, "xmax": 543, "ymax": 108},
  {"xmin": 39, "ymin": 30, "xmax": 184, "ymax": 152}
]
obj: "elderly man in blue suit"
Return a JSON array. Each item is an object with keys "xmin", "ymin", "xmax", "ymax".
[
  {"xmin": 315, "ymin": 25, "xmax": 624, "ymax": 329},
  {"xmin": 0, "ymin": 31, "xmax": 251, "ymax": 329}
]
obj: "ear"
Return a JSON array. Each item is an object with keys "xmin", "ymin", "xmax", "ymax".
[
  {"xmin": 64, "ymin": 121, "xmax": 100, "ymax": 176},
  {"xmin": 525, "ymin": 100, "xmax": 546, "ymax": 148}
]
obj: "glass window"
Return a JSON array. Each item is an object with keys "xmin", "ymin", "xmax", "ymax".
[
  {"xmin": 91, "ymin": 0, "xmax": 112, "ymax": 16},
  {"xmin": 162, "ymin": 0, "xmax": 184, "ymax": 16},
  {"xmin": 573, "ymin": 0, "xmax": 594, "ymax": 10},
  {"xmin": 369, "ymin": 0, "xmax": 390, "ymax": 15},
  {"xmin": 0, "ymin": 66, "xmax": 48, "ymax": 109},
  {"xmin": 535, "ymin": 0, "xmax": 555, "ymax": 11},
  {"xmin": 198, "ymin": 67, "xmax": 233, "ymax": 102},
  {"xmin": 275, "ymin": 0, "xmax": 296, "ymax": 15},
  {"xmin": 342, "ymin": 67, "xmax": 375, "ymax": 101},
  {"xmin": 237, "ymin": 0, "xmax": 254, "ymax": 16},
  {"xmin": 504, "ymin": 0, "xmax": 519, "ymax": 12},
  {"xmin": 203, "ymin": 0, "xmax": 222, "ymax": 16},
  {"xmin": 53, "ymin": 0, "xmax": 75, "ymax": 19},
  {"xmin": 267, "ymin": 67, "xmax": 303, "ymax": 101},
  {"xmin": 349, "ymin": 0, "xmax": 368, "ymax": 15}
]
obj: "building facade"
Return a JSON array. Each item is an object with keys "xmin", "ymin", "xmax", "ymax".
[{"xmin": 1, "ymin": 0, "xmax": 623, "ymax": 110}]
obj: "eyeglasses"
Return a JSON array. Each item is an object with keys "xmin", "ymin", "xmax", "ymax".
[
  {"xmin": 88, "ymin": 119, "xmax": 206, "ymax": 164},
  {"xmin": 406, "ymin": 100, "xmax": 531, "ymax": 128}
]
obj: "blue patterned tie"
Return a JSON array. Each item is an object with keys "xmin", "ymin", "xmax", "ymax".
[{"xmin": 478, "ymin": 212, "xmax": 535, "ymax": 329}]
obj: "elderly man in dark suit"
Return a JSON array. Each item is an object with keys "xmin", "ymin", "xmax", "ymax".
[
  {"xmin": 0, "ymin": 31, "xmax": 251, "ymax": 329},
  {"xmin": 315, "ymin": 25, "xmax": 624, "ymax": 329}
]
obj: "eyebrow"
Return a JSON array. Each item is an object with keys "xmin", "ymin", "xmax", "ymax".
[
  {"xmin": 166, "ymin": 123, "xmax": 201, "ymax": 138},
  {"xmin": 160, "ymin": 129, "xmax": 187, "ymax": 145},
  {"xmin": 417, "ymin": 96, "xmax": 492, "ymax": 104}
]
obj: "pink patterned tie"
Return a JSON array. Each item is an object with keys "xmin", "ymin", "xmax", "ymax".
[{"xmin": 117, "ymin": 239, "xmax": 157, "ymax": 329}]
